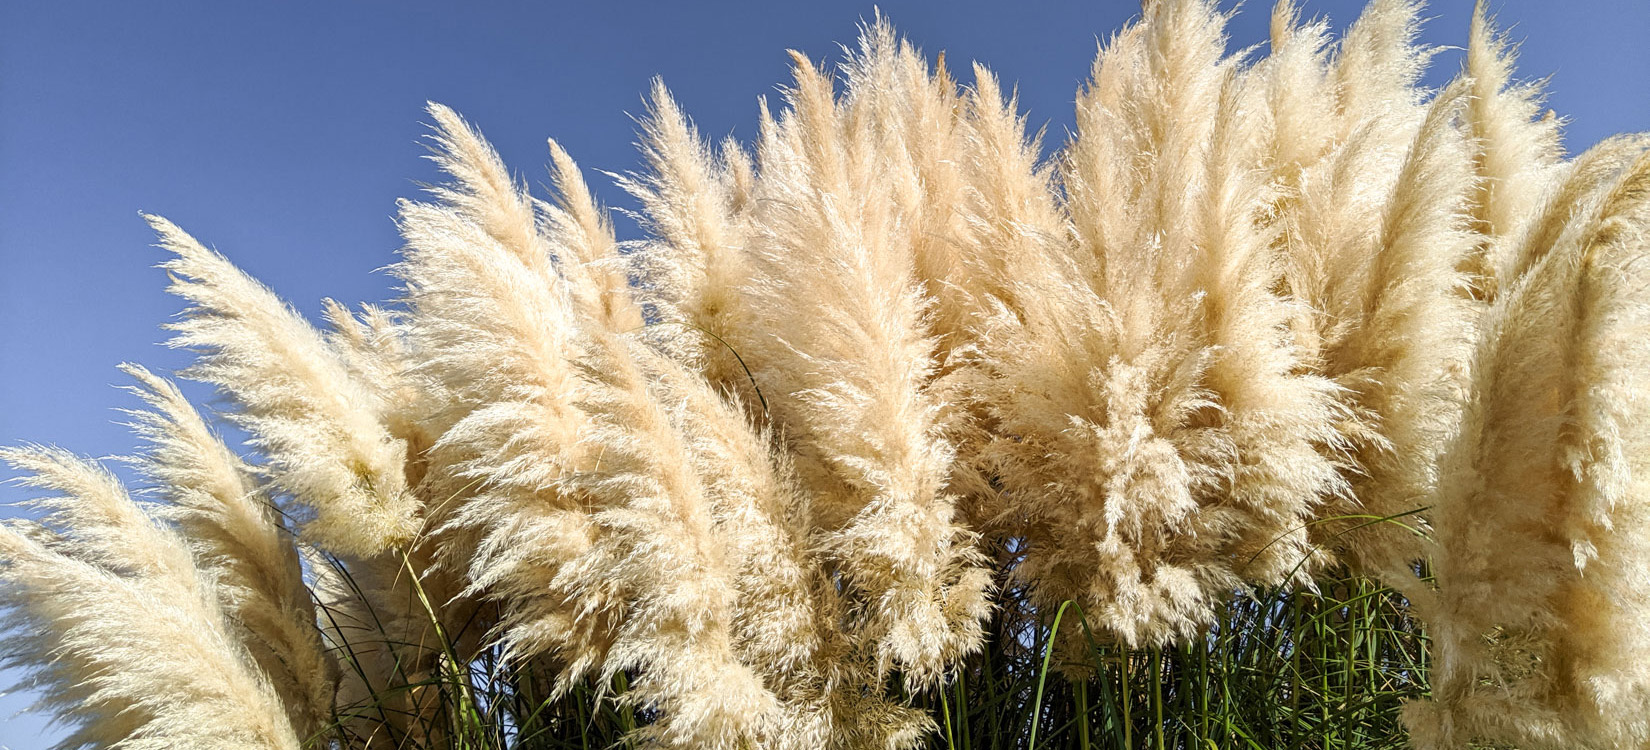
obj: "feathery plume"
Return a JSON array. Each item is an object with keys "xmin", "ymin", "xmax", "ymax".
[
  {"xmin": 152, "ymin": 215, "xmax": 420, "ymax": 556},
  {"xmin": 1460, "ymin": 1, "xmax": 1566, "ymax": 300},
  {"xmin": 1286, "ymin": 80, "xmax": 1478, "ymax": 595},
  {"xmin": 738, "ymin": 45, "xmax": 991, "ymax": 685},
  {"xmin": 1412, "ymin": 146, "xmax": 1650, "ymax": 750},
  {"xmin": 977, "ymin": 0, "xmax": 1342, "ymax": 647},
  {"xmin": 121, "ymin": 364, "xmax": 336, "ymax": 738},
  {"xmin": 0, "ymin": 448, "xmax": 300, "ymax": 749},
  {"xmin": 619, "ymin": 80, "xmax": 757, "ymax": 393}
]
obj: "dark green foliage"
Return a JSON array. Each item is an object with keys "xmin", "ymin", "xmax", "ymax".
[
  {"xmin": 920, "ymin": 569, "xmax": 1428, "ymax": 750},
  {"xmin": 312, "ymin": 564, "xmax": 1428, "ymax": 749}
]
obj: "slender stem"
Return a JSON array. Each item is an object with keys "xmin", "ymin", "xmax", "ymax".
[
  {"xmin": 1028, "ymin": 601, "xmax": 1073, "ymax": 750},
  {"xmin": 1076, "ymin": 677, "xmax": 1090, "ymax": 750},
  {"xmin": 1121, "ymin": 647, "xmax": 1133, "ymax": 749},
  {"xmin": 1151, "ymin": 647, "xmax": 1164, "ymax": 750}
]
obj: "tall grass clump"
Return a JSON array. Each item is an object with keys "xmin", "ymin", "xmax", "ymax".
[{"xmin": 3, "ymin": 1, "xmax": 1647, "ymax": 748}]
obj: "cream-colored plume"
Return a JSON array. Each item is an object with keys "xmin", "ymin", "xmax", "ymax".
[
  {"xmin": 971, "ymin": 0, "xmax": 1343, "ymax": 648},
  {"xmin": 1411, "ymin": 145, "xmax": 1650, "ymax": 750},
  {"xmin": 152, "ymin": 215, "xmax": 420, "ymax": 556},
  {"xmin": 0, "ymin": 448, "xmax": 300, "ymax": 749},
  {"xmin": 121, "ymin": 364, "xmax": 336, "ymax": 738},
  {"xmin": 736, "ymin": 42, "xmax": 991, "ymax": 686}
]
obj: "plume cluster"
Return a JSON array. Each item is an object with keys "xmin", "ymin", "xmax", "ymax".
[{"xmin": 2, "ymin": 1, "xmax": 1646, "ymax": 748}]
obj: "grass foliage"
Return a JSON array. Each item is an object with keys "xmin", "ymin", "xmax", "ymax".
[{"xmin": 304, "ymin": 563, "xmax": 1431, "ymax": 750}]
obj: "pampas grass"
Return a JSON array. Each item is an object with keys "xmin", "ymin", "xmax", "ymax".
[
  {"xmin": 1410, "ymin": 145, "xmax": 1650, "ymax": 750},
  {"xmin": 4, "ymin": 1, "xmax": 1647, "ymax": 748},
  {"xmin": 0, "ymin": 447, "xmax": 302, "ymax": 749}
]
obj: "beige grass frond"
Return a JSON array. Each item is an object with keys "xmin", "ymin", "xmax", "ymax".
[
  {"xmin": 151, "ymin": 214, "xmax": 420, "ymax": 556},
  {"xmin": 121, "ymin": 363, "xmax": 336, "ymax": 737},
  {"xmin": 1414, "ymin": 145, "xmax": 1650, "ymax": 750},
  {"xmin": 978, "ymin": 0, "xmax": 1343, "ymax": 648},
  {"xmin": 0, "ymin": 449, "xmax": 300, "ymax": 749},
  {"xmin": 739, "ymin": 44, "xmax": 991, "ymax": 686}
]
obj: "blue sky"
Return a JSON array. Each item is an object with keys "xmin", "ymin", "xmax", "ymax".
[{"xmin": 1, "ymin": 0, "xmax": 1646, "ymax": 745}]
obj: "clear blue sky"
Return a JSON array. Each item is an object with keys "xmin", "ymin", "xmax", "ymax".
[{"xmin": 1, "ymin": 1, "xmax": 1645, "ymax": 745}]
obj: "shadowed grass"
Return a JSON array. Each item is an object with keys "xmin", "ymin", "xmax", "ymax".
[
  {"xmin": 309, "ymin": 549, "xmax": 1428, "ymax": 749},
  {"xmin": 910, "ymin": 564, "xmax": 1428, "ymax": 750}
]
